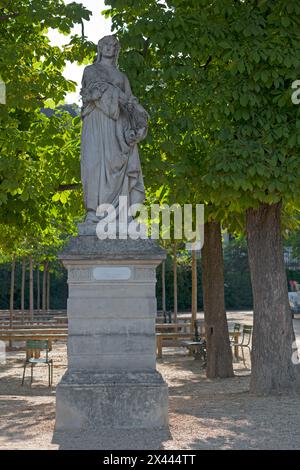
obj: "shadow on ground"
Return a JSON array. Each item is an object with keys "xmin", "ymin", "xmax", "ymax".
[
  {"xmin": 52, "ymin": 427, "xmax": 172, "ymax": 450},
  {"xmin": 2, "ymin": 341, "xmax": 300, "ymax": 449},
  {"xmin": 159, "ymin": 354, "xmax": 300, "ymax": 450},
  {"xmin": 0, "ymin": 399, "xmax": 55, "ymax": 446},
  {"xmin": 0, "ymin": 360, "xmax": 57, "ymax": 397}
]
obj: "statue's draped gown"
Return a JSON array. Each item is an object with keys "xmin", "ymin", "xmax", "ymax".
[{"xmin": 81, "ymin": 62, "xmax": 147, "ymax": 217}]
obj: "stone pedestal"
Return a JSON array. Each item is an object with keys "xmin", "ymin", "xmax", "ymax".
[{"xmin": 55, "ymin": 236, "xmax": 168, "ymax": 431}]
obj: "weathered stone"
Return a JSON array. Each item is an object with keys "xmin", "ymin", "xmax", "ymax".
[
  {"xmin": 59, "ymin": 236, "xmax": 166, "ymax": 261},
  {"xmin": 56, "ymin": 371, "xmax": 168, "ymax": 430},
  {"xmin": 80, "ymin": 35, "xmax": 148, "ymax": 226},
  {"xmin": 66, "ymin": 297, "xmax": 157, "ymax": 318},
  {"xmin": 67, "ymin": 352, "xmax": 156, "ymax": 372},
  {"xmin": 55, "ymin": 236, "xmax": 169, "ymax": 431},
  {"xmin": 55, "ymin": 34, "xmax": 168, "ymax": 433}
]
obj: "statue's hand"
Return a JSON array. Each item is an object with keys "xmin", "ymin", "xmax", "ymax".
[
  {"xmin": 125, "ymin": 129, "xmax": 138, "ymax": 146},
  {"xmin": 82, "ymin": 81, "xmax": 108, "ymax": 104},
  {"xmin": 126, "ymin": 96, "xmax": 138, "ymax": 113},
  {"xmin": 135, "ymin": 127, "xmax": 147, "ymax": 141},
  {"xmin": 125, "ymin": 127, "xmax": 147, "ymax": 146}
]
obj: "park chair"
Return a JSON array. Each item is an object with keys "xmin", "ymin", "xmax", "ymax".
[
  {"xmin": 233, "ymin": 322, "xmax": 241, "ymax": 332},
  {"xmin": 188, "ymin": 320, "xmax": 207, "ymax": 365},
  {"xmin": 194, "ymin": 320, "xmax": 201, "ymax": 341},
  {"xmin": 21, "ymin": 340, "xmax": 53, "ymax": 387},
  {"xmin": 231, "ymin": 324, "xmax": 253, "ymax": 368},
  {"xmin": 229, "ymin": 323, "xmax": 241, "ymax": 345}
]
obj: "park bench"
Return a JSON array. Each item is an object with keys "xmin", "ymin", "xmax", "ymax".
[
  {"xmin": 0, "ymin": 332, "xmax": 67, "ymax": 356},
  {"xmin": 0, "ymin": 332, "xmax": 67, "ymax": 341},
  {"xmin": 0, "ymin": 328, "xmax": 67, "ymax": 335},
  {"xmin": 156, "ymin": 321, "xmax": 244, "ymax": 362},
  {"xmin": 156, "ymin": 332, "xmax": 195, "ymax": 358},
  {"xmin": 53, "ymin": 316, "xmax": 68, "ymax": 324},
  {"xmin": 155, "ymin": 322, "xmax": 192, "ymax": 333},
  {"xmin": 0, "ymin": 311, "xmax": 68, "ymax": 326},
  {"xmin": 0, "ymin": 325, "xmax": 67, "ymax": 330},
  {"xmin": 0, "ymin": 318, "xmax": 67, "ymax": 327}
]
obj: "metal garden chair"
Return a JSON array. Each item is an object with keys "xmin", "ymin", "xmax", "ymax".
[
  {"xmin": 21, "ymin": 339, "xmax": 53, "ymax": 387},
  {"xmin": 229, "ymin": 322, "xmax": 241, "ymax": 345},
  {"xmin": 231, "ymin": 324, "xmax": 253, "ymax": 368},
  {"xmin": 187, "ymin": 320, "xmax": 207, "ymax": 365}
]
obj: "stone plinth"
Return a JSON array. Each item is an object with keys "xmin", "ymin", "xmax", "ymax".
[{"xmin": 55, "ymin": 236, "xmax": 168, "ymax": 431}]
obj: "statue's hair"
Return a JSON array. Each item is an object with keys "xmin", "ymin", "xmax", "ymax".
[{"xmin": 96, "ymin": 35, "xmax": 121, "ymax": 65}]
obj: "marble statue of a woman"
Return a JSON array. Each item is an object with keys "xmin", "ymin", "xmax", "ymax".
[{"xmin": 80, "ymin": 35, "xmax": 149, "ymax": 226}]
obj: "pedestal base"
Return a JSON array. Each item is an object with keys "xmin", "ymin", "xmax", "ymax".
[
  {"xmin": 56, "ymin": 370, "xmax": 168, "ymax": 430},
  {"xmin": 55, "ymin": 236, "xmax": 168, "ymax": 432}
]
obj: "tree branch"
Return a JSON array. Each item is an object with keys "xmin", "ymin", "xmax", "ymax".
[
  {"xmin": 135, "ymin": 38, "xmax": 150, "ymax": 59},
  {"xmin": 57, "ymin": 184, "xmax": 81, "ymax": 192},
  {"xmin": 198, "ymin": 56, "xmax": 212, "ymax": 69},
  {"xmin": 143, "ymin": 38, "xmax": 150, "ymax": 58},
  {"xmin": 81, "ymin": 19, "xmax": 85, "ymax": 39}
]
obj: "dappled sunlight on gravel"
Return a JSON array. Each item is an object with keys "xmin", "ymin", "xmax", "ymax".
[{"xmin": 0, "ymin": 338, "xmax": 300, "ymax": 449}]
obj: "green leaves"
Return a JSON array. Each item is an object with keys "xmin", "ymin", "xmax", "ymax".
[
  {"xmin": 103, "ymin": 0, "xmax": 300, "ymax": 225},
  {"xmin": 0, "ymin": 0, "xmax": 88, "ymax": 256}
]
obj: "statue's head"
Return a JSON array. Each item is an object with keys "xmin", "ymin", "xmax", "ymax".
[{"xmin": 96, "ymin": 35, "xmax": 121, "ymax": 65}]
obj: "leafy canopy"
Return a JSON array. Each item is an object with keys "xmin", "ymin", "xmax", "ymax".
[
  {"xmin": 104, "ymin": 0, "xmax": 300, "ymax": 222},
  {"xmin": 0, "ymin": 0, "xmax": 95, "ymax": 256}
]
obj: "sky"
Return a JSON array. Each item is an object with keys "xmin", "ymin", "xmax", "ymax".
[{"xmin": 48, "ymin": 0, "xmax": 112, "ymax": 104}]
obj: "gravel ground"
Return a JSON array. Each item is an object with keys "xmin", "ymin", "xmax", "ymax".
[{"xmin": 1, "ymin": 313, "xmax": 300, "ymax": 450}]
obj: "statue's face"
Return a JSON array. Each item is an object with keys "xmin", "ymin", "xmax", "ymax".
[{"xmin": 102, "ymin": 39, "xmax": 117, "ymax": 59}]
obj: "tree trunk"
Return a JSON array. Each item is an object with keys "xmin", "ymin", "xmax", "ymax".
[
  {"xmin": 21, "ymin": 257, "xmax": 26, "ymax": 323},
  {"xmin": 246, "ymin": 202, "xmax": 300, "ymax": 394},
  {"xmin": 162, "ymin": 260, "xmax": 166, "ymax": 321},
  {"xmin": 10, "ymin": 257, "xmax": 15, "ymax": 322},
  {"xmin": 201, "ymin": 221, "xmax": 234, "ymax": 378},
  {"xmin": 42, "ymin": 262, "xmax": 48, "ymax": 313},
  {"xmin": 9, "ymin": 257, "xmax": 15, "ymax": 346},
  {"xmin": 29, "ymin": 256, "xmax": 34, "ymax": 321},
  {"xmin": 36, "ymin": 265, "xmax": 40, "ymax": 313},
  {"xmin": 191, "ymin": 246, "xmax": 198, "ymax": 332},
  {"xmin": 173, "ymin": 242, "xmax": 178, "ymax": 323},
  {"xmin": 47, "ymin": 270, "xmax": 51, "ymax": 311}
]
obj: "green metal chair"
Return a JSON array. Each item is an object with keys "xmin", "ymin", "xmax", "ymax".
[
  {"xmin": 231, "ymin": 322, "xmax": 241, "ymax": 333},
  {"xmin": 230, "ymin": 323, "xmax": 241, "ymax": 345},
  {"xmin": 231, "ymin": 324, "xmax": 253, "ymax": 367},
  {"xmin": 191, "ymin": 320, "xmax": 207, "ymax": 365},
  {"xmin": 21, "ymin": 340, "xmax": 53, "ymax": 387},
  {"xmin": 194, "ymin": 320, "xmax": 201, "ymax": 341}
]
